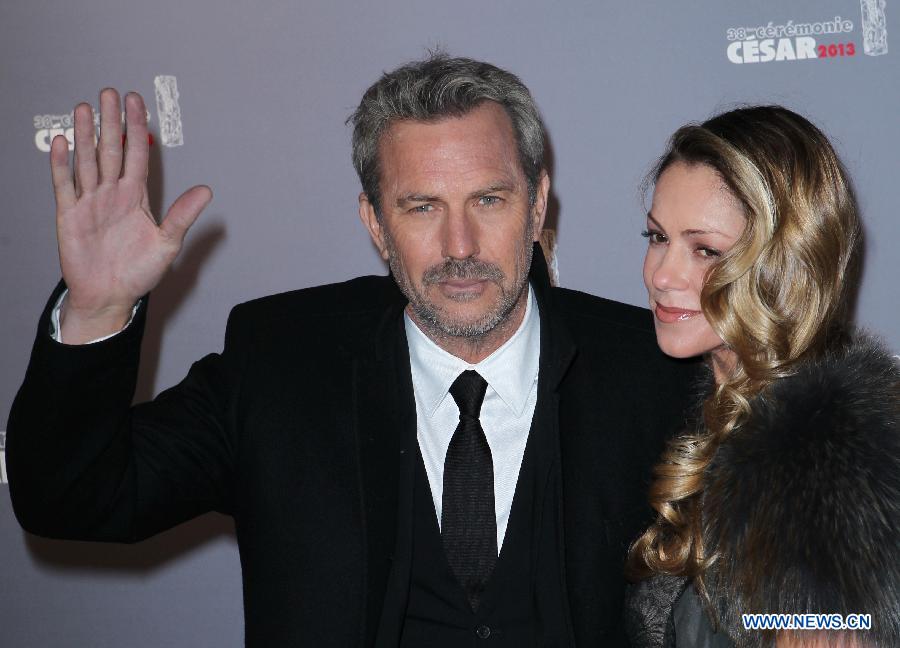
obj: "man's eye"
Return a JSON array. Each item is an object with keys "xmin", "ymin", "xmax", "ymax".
[
  {"xmin": 410, "ymin": 204, "xmax": 433, "ymax": 213},
  {"xmin": 641, "ymin": 230, "xmax": 667, "ymax": 244},
  {"xmin": 478, "ymin": 196, "xmax": 501, "ymax": 207}
]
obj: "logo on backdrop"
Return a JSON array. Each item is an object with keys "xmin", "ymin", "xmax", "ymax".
[
  {"xmin": 0, "ymin": 431, "xmax": 7, "ymax": 485},
  {"xmin": 725, "ymin": 1, "xmax": 888, "ymax": 64},
  {"xmin": 33, "ymin": 75, "xmax": 185, "ymax": 152}
]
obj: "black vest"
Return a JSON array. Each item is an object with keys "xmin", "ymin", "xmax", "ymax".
[{"xmin": 399, "ymin": 395, "xmax": 571, "ymax": 647}]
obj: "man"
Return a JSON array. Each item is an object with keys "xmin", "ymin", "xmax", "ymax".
[{"xmin": 8, "ymin": 55, "xmax": 697, "ymax": 646}]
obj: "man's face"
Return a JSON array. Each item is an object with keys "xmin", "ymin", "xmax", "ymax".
[{"xmin": 359, "ymin": 102, "xmax": 548, "ymax": 339}]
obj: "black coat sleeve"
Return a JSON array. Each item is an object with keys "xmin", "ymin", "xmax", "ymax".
[{"xmin": 6, "ymin": 282, "xmax": 250, "ymax": 543}]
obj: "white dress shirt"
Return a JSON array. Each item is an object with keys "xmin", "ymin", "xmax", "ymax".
[
  {"xmin": 405, "ymin": 285, "xmax": 540, "ymax": 551},
  {"xmin": 50, "ymin": 290, "xmax": 139, "ymax": 344}
]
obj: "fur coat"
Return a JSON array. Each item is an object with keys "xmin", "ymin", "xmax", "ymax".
[{"xmin": 624, "ymin": 336, "xmax": 900, "ymax": 648}]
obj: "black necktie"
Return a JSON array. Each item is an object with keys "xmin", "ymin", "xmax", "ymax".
[{"xmin": 442, "ymin": 369, "xmax": 497, "ymax": 611}]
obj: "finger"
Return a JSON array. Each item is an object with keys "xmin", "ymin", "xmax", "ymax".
[
  {"xmin": 160, "ymin": 185, "xmax": 212, "ymax": 244},
  {"xmin": 122, "ymin": 92, "xmax": 150, "ymax": 183},
  {"xmin": 73, "ymin": 102, "xmax": 97, "ymax": 194},
  {"xmin": 97, "ymin": 88, "xmax": 123, "ymax": 184},
  {"xmin": 49, "ymin": 134, "xmax": 76, "ymax": 211}
]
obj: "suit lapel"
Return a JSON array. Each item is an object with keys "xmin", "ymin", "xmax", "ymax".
[
  {"xmin": 352, "ymin": 299, "xmax": 417, "ymax": 647},
  {"xmin": 530, "ymin": 245, "xmax": 581, "ymax": 643}
]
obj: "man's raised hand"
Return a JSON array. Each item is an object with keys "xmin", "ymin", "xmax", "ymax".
[{"xmin": 52, "ymin": 89, "xmax": 211, "ymax": 344}]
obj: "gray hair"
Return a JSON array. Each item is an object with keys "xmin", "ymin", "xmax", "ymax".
[{"xmin": 348, "ymin": 54, "xmax": 546, "ymax": 216}]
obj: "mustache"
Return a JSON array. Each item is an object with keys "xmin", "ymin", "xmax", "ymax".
[{"xmin": 422, "ymin": 258, "xmax": 505, "ymax": 285}]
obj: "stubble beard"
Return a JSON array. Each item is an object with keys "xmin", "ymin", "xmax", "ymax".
[{"xmin": 384, "ymin": 229, "xmax": 534, "ymax": 342}]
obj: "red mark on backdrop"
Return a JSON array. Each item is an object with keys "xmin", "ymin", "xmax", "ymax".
[{"xmin": 121, "ymin": 134, "xmax": 155, "ymax": 146}]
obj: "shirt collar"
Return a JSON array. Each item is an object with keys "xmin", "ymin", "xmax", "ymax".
[{"xmin": 405, "ymin": 284, "xmax": 541, "ymax": 417}]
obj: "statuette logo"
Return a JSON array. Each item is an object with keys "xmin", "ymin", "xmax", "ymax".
[
  {"xmin": 860, "ymin": 0, "xmax": 889, "ymax": 55},
  {"xmin": 0, "ymin": 431, "xmax": 7, "ymax": 485},
  {"xmin": 154, "ymin": 75, "xmax": 184, "ymax": 147}
]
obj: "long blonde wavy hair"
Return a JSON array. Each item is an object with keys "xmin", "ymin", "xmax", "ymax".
[{"xmin": 627, "ymin": 106, "xmax": 862, "ymax": 590}]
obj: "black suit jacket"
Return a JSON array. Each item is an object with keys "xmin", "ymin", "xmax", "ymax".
[{"xmin": 8, "ymin": 247, "xmax": 698, "ymax": 646}]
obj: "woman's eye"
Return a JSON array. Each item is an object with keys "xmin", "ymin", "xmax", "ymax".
[
  {"xmin": 641, "ymin": 230, "xmax": 667, "ymax": 244},
  {"xmin": 696, "ymin": 247, "xmax": 721, "ymax": 258}
]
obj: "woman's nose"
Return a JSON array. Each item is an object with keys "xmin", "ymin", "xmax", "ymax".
[{"xmin": 651, "ymin": 248, "xmax": 690, "ymax": 292}]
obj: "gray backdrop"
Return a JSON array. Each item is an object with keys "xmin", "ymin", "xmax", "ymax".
[{"xmin": 1, "ymin": 0, "xmax": 896, "ymax": 645}]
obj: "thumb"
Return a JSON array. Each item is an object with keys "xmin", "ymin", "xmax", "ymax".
[{"xmin": 160, "ymin": 185, "xmax": 213, "ymax": 244}]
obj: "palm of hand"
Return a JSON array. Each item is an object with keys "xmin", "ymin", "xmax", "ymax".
[
  {"xmin": 51, "ymin": 90, "xmax": 211, "ymax": 324},
  {"xmin": 60, "ymin": 175, "xmax": 173, "ymax": 312}
]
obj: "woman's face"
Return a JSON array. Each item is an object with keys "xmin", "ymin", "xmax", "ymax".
[{"xmin": 643, "ymin": 161, "xmax": 746, "ymax": 367}]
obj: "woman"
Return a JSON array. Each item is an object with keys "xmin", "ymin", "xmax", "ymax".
[{"xmin": 623, "ymin": 106, "xmax": 899, "ymax": 648}]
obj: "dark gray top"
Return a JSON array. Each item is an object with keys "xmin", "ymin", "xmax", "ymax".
[{"xmin": 624, "ymin": 575, "xmax": 735, "ymax": 648}]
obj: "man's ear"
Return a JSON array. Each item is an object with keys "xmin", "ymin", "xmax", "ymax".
[
  {"xmin": 531, "ymin": 171, "xmax": 551, "ymax": 241},
  {"xmin": 358, "ymin": 192, "xmax": 390, "ymax": 260}
]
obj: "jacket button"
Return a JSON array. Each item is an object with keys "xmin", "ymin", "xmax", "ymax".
[{"xmin": 475, "ymin": 624, "xmax": 491, "ymax": 639}]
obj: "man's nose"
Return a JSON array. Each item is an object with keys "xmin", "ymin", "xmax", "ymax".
[{"xmin": 441, "ymin": 209, "xmax": 479, "ymax": 260}]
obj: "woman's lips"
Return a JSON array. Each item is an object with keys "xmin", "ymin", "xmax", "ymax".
[{"xmin": 655, "ymin": 303, "xmax": 701, "ymax": 323}]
